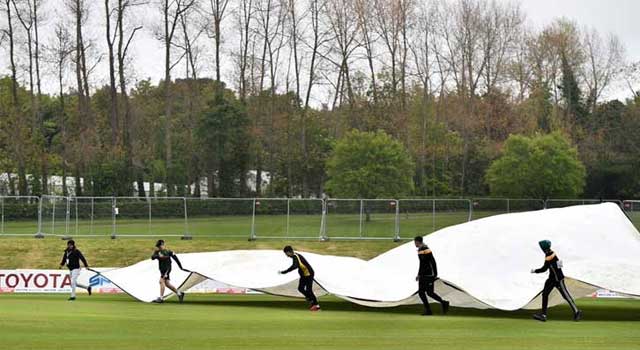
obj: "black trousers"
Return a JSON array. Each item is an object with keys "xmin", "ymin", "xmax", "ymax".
[
  {"xmin": 298, "ymin": 276, "xmax": 318, "ymax": 306},
  {"xmin": 418, "ymin": 276, "xmax": 445, "ymax": 311},
  {"xmin": 541, "ymin": 278, "xmax": 579, "ymax": 315}
]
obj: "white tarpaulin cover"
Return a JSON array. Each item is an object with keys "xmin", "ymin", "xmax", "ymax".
[{"xmin": 100, "ymin": 203, "xmax": 640, "ymax": 310}]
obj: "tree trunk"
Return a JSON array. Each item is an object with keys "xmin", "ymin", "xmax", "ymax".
[
  {"xmin": 105, "ymin": 0, "xmax": 119, "ymax": 146},
  {"xmin": 207, "ymin": 173, "xmax": 216, "ymax": 197},
  {"xmin": 193, "ymin": 176, "xmax": 201, "ymax": 197},
  {"xmin": 41, "ymin": 154, "xmax": 48, "ymax": 194},
  {"xmin": 74, "ymin": 165, "xmax": 82, "ymax": 196},
  {"xmin": 137, "ymin": 174, "xmax": 146, "ymax": 197},
  {"xmin": 255, "ymin": 156, "xmax": 262, "ymax": 196},
  {"xmin": 7, "ymin": 173, "xmax": 16, "ymax": 196},
  {"xmin": 62, "ymin": 163, "xmax": 68, "ymax": 197},
  {"xmin": 4, "ymin": 0, "xmax": 18, "ymax": 106}
]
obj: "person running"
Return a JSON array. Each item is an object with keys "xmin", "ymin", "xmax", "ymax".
[
  {"xmin": 59, "ymin": 240, "xmax": 92, "ymax": 301},
  {"xmin": 279, "ymin": 246, "xmax": 320, "ymax": 311},
  {"xmin": 531, "ymin": 240, "xmax": 582, "ymax": 322},
  {"xmin": 151, "ymin": 240, "xmax": 186, "ymax": 304},
  {"xmin": 414, "ymin": 236, "xmax": 449, "ymax": 316}
]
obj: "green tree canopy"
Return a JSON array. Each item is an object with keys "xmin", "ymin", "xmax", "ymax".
[
  {"xmin": 325, "ymin": 130, "xmax": 414, "ymax": 198},
  {"xmin": 485, "ymin": 132, "xmax": 586, "ymax": 198},
  {"xmin": 196, "ymin": 94, "xmax": 250, "ymax": 197}
]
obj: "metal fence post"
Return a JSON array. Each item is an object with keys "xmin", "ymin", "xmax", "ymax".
[
  {"xmin": 51, "ymin": 196, "xmax": 56, "ymax": 235},
  {"xmin": 111, "ymin": 197, "xmax": 117, "ymax": 239},
  {"xmin": 65, "ymin": 196, "xmax": 70, "ymax": 236},
  {"xmin": 249, "ymin": 198, "xmax": 257, "ymax": 240},
  {"xmin": 359, "ymin": 199, "xmax": 364, "ymax": 238},
  {"xmin": 320, "ymin": 198, "xmax": 328, "ymax": 241},
  {"xmin": 183, "ymin": 197, "xmax": 190, "ymax": 239},
  {"xmin": 432, "ymin": 199, "xmax": 436, "ymax": 233},
  {"xmin": 36, "ymin": 196, "xmax": 43, "ymax": 237},
  {"xmin": 148, "ymin": 197, "xmax": 152, "ymax": 235},
  {"xmin": 467, "ymin": 199, "xmax": 473, "ymax": 222},
  {"xmin": 393, "ymin": 199, "xmax": 400, "ymax": 241},
  {"xmin": 506, "ymin": 198, "xmax": 510, "ymax": 213},
  {"xmin": 74, "ymin": 198, "xmax": 78, "ymax": 236},
  {"xmin": 286, "ymin": 198, "xmax": 290, "ymax": 238},
  {"xmin": 0, "ymin": 197, "xmax": 4, "ymax": 235},
  {"xmin": 90, "ymin": 197, "xmax": 95, "ymax": 235}
]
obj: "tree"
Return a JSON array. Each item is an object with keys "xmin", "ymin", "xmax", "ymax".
[
  {"xmin": 581, "ymin": 28, "xmax": 623, "ymax": 114},
  {"xmin": 560, "ymin": 52, "xmax": 587, "ymax": 126},
  {"xmin": 485, "ymin": 132, "xmax": 586, "ymax": 198},
  {"xmin": 67, "ymin": 0, "xmax": 94, "ymax": 196},
  {"xmin": 159, "ymin": 0, "xmax": 195, "ymax": 196},
  {"xmin": 325, "ymin": 130, "xmax": 414, "ymax": 199},
  {"xmin": 208, "ymin": 0, "xmax": 230, "ymax": 83},
  {"xmin": 196, "ymin": 93, "xmax": 250, "ymax": 197},
  {"xmin": 48, "ymin": 23, "xmax": 73, "ymax": 195},
  {"xmin": 104, "ymin": 0, "xmax": 119, "ymax": 146}
]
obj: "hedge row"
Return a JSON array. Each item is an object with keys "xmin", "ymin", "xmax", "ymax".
[
  {"xmin": 37, "ymin": 199, "xmax": 324, "ymax": 220},
  {"xmin": 4, "ymin": 198, "xmax": 545, "ymax": 220}
]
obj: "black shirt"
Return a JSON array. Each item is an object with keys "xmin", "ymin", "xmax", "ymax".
[
  {"xmin": 151, "ymin": 249, "xmax": 183, "ymax": 272},
  {"xmin": 282, "ymin": 253, "xmax": 314, "ymax": 277},
  {"xmin": 60, "ymin": 248, "xmax": 88, "ymax": 270},
  {"xmin": 417, "ymin": 245, "xmax": 437, "ymax": 277},
  {"xmin": 534, "ymin": 250, "xmax": 565, "ymax": 282}
]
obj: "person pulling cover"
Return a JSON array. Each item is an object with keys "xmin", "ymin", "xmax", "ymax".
[
  {"xmin": 531, "ymin": 240, "xmax": 582, "ymax": 322},
  {"xmin": 279, "ymin": 246, "xmax": 320, "ymax": 311},
  {"xmin": 414, "ymin": 236, "xmax": 449, "ymax": 316},
  {"xmin": 59, "ymin": 240, "xmax": 92, "ymax": 301},
  {"xmin": 152, "ymin": 240, "xmax": 186, "ymax": 304}
]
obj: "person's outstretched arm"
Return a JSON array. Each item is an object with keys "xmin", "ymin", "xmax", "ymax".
[
  {"xmin": 170, "ymin": 253, "xmax": 185, "ymax": 270},
  {"xmin": 151, "ymin": 249, "xmax": 160, "ymax": 260},
  {"xmin": 280, "ymin": 257, "xmax": 298, "ymax": 274},
  {"xmin": 78, "ymin": 250, "xmax": 89, "ymax": 268},
  {"xmin": 532, "ymin": 253, "xmax": 554, "ymax": 273}
]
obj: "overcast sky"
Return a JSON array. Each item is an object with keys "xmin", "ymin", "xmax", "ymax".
[
  {"xmin": 1, "ymin": 0, "xmax": 639, "ymax": 101},
  {"xmin": 518, "ymin": 0, "xmax": 639, "ymax": 59}
]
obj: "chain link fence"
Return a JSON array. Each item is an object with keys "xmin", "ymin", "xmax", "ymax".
[
  {"xmin": 186, "ymin": 198, "xmax": 254, "ymax": 238},
  {"xmin": 2, "ymin": 196, "xmax": 638, "ymax": 240},
  {"xmin": 544, "ymin": 199, "xmax": 623, "ymax": 209},
  {"xmin": 470, "ymin": 198, "xmax": 545, "ymax": 220},
  {"xmin": 398, "ymin": 199, "xmax": 472, "ymax": 237},
  {"xmin": 0, "ymin": 196, "xmax": 40, "ymax": 236},
  {"xmin": 623, "ymin": 200, "xmax": 640, "ymax": 229}
]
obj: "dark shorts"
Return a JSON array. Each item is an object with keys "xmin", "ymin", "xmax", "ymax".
[{"xmin": 160, "ymin": 267, "xmax": 171, "ymax": 280}]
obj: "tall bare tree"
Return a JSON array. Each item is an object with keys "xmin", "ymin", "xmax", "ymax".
[
  {"xmin": 324, "ymin": 0, "xmax": 358, "ymax": 109},
  {"xmin": 2, "ymin": 0, "xmax": 28, "ymax": 195},
  {"xmin": 235, "ymin": 0, "xmax": 254, "ymax": 100},
  {"xmin": 12, "ymin": 0, "xmax": 35, "ymax": 102},
  {"xmin": 208, "ymin": 0, "xmax": 229, "ymax": 83},
  {"xmin": 48, "ymin": 22, "xmax": 73, "ymax": 196},
  {"xmin": 158, "ymin": 0, "xmax": 195, "ymax": 196},
  {"xmin": 115, "ymin": 0, "xmax": 144, "ymax": 194},
  {"xmin": 581, "ymin": 28, "xmax": 624, "ymax": 113},
  {"xmin": 303, "ymin": 0, "xmax": 326, "ymax": 109},
  {"xmin": 354, "ymin": 0, "xmax": 377, "ymax": 103},
  {"xmin": 286, "ymin": 0, "xmax": 303, "ymax": 100},
  {"xmin": 105, "ymin": 0, "xmax": 120, "ymax": 146},
  {"xmin": 67, "ymin": 0, "xmax": 94, "ymax": 195},
  {"xmin": 373, "ymin": 0, "xmax": 413, "ymax": 106},
  {"xmin": 2, "ymin": 1, "xmax": 18, "ymax": 106}
]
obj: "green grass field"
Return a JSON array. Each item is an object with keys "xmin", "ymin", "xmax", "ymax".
[
  {"xmin": 4, "ymin": 212, "xmax": 474, "ymax": 238},
  {"xmin": 4, "ymin": 210, "xmax": 639, "ymax": 239},
  {"xmin": 0, "ymin": 294, "xmax": 638, "ymax": 350},
  {"xmin": 0, "ymin": 238, "xmax": 401, "ymax": 268},
  {"xmin": 1, "ymin": 215, "xmax": 639, "ymax": 350}
]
